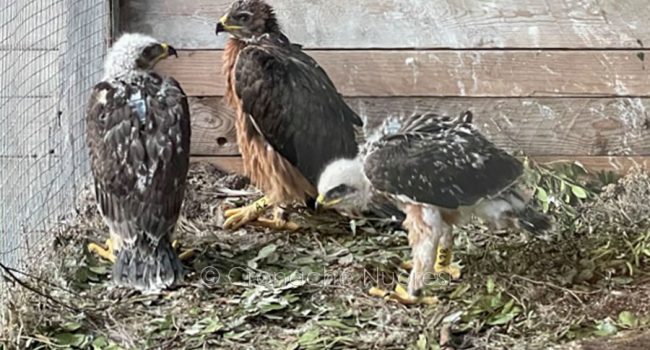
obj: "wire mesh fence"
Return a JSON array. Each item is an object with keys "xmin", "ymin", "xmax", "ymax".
[{"xmin": 0, "ymin": 0, "xmax": 110, "ymax": 305}]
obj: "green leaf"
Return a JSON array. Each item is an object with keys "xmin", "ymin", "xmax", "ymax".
[
  {"xmin": 593, "ymin": 319, "xmax": 618, "ymax": 337},
  {"xmin": 319, "ymin": 320, "xmax": 357, "ymax": 332},
  {"xmin": 487, "ymin": 306, "xmax": 521, "ymax": 325},
  {"xmin": 55, "ymin": 333, "xmax": 86, "ymax": 347},
  {"xmin": 88, "ymin": 265, "xmax": 110, "ymax": 275},
  {"xmin": 299, "ymin": 328, "xmax": 320, "ymax": 345},
  {"xmin": 571, "ymin": 185, "xmax": 588, "ymax": 199},
  {"xmin": 61, "ymin": 322, "xmax": 82, "ymax": 332},
  {"xmin": 486, "ymin": 276, "xmax": 495, "ymax": 294},
  {"xmin": 449, "ymin": 283, "xmax": 471, "ymax": 300},
  {"xmin": 202, "ymin": 319, "xmax": 224, "ymax": 334},
  {"xmin": 92, "ymin": 337, "xmax": 108, "ymax": 350},
  {"xmin": 416, "ymin": 334, "xmax": 427, "ymax": 350},
  {"xmin": 257, "ymin": 244, "xmax": 277, "ymax": 260},
  {"xmin": 618, "ymin": 311, "xmax": 638, "ymax": 328},
  {"xmin": 535, "ymin": 187, "xmax": 549, "ymax": 203}
]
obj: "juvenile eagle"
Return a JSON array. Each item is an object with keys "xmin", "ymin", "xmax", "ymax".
[
  {"xmin": 86, "ymin": 33, "xmax": 191, "ymax": 292},
  {"xmin": 215, "ymin": 0, "xmax": 364, "ymax": 230},
  {"xmin": 317, "ymin": 112, "xmax": 551, "ymax": 303}
]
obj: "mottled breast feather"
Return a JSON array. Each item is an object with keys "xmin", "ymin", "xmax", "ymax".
[
  {"xmin": 85, "ymin": 73, "xmax": 191, "ymax": 248},
  {"xmin": 233, "ymin": 33, "xmax": 362, "ymax": 185},
  {"xmin": 364, "ymin": 112, "xmax": 523, "ymax": 209}
]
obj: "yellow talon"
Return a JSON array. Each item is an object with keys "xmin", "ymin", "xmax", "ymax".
[
  {"xmin": 369, "ymin": 284, "xmax": 438, "ymax": 305},
  {"xmin": 369, "ymin": 287, "xmax": 389, "ymax": 298},
  {"xmin": 171, "ymin": 240, "xmax": 194, "ymax": 261},
  {"xmin": 434, "ymin": 247, "xmax": 462, "ymax": 280},
  {"xmin": 400, "ymin": 260, "xmax": 414, "ymax": 270},
  {"xmin": 88, "ymin": 239, "xmax": 116, "ymax": 263},
  {"xmin": 178, "ymin": 249, "xmax": 194, "ymax": 261},
  {"xmin": 254, "ymin": 207, "xmax": 300, "ymax": 231},
  {"xmin": 223, "ymin": 197, "xmax": 269, "ymax": 229}
]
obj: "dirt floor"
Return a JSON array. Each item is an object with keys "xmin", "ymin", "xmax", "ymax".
[{"xmin": 1, "ymin": 161, "xmax": 649, "ymax": 349}]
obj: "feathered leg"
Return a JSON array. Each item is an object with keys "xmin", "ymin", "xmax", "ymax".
[{"xmin": 369, "ymin": 207, "xmax": 440, "ymax": 305}]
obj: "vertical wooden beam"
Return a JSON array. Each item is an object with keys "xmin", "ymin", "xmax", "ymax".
[{"xmin": 109, "ymin": 0, "xmax": 122, "ymax": 42}]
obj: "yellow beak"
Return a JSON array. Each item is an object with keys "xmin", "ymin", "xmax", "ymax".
[
  {"xmin": 315, "ymin": 194, "xmax": 342, "ymax": 210},
  {"xmin": 218, "ymin": 15, "xmax": 242, "ymax": 31},
  {"xmin": 159, "ymin": 43, "xmax": 178, "ymax": 58}
]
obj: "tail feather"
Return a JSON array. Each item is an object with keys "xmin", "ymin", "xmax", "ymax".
[
  {"xmin": 475, "ymin": 188, "xmax": 553, "ymax": 235},
  {"xmin": 364, "ymin": 194, "xmax": 405, "ymax": 226},
  {"xmin": 516, "ymin": 205, "xmax": 553, "ymax": 234},
  {"xmin": 113, "ymin": 237, "xmax": 183, "ymax": 292}
]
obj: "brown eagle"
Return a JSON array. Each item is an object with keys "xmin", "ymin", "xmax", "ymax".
[
  {"xmin": 214, "ymin": 0, "xmax": 366, "ymax": 230},
  {"xmin": 317, "ymin": 112, "xmax": 552, "ymax": 304},
  {"xmin": 85, "ymin": 33, "xmax": 191, "ymax": 292}
]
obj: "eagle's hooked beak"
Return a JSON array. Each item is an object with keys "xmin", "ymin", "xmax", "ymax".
[
  {"xmin": 161, "ymin": 43, "xmax": 178, "ymax": 58},
  {"xmin": 315, "ymin": 194, "xmax": 342, "ymax": 211},
  {"xmin": 215, "ymin": 15, "xmax": 241, "ymax": 35}
]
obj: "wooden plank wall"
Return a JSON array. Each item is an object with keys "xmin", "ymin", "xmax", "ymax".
[{"xmin": 121, "ymin": 0, "xmax": 650, "ymax": 173}]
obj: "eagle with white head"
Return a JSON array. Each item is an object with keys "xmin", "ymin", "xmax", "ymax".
[
  {"xmin": 317, "ymin": 112, "xmax": 551, "ymax": 303},
  {"xmin": 85, "ymin": 33, "xmax": 191, "ymax": 292}
]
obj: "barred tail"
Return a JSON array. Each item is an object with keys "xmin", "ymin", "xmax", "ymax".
[{"xmin": 113, "ymin": 237, "xmax": 183, "ymax": 293}]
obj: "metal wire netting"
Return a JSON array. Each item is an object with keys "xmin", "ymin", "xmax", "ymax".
[{"xmin": 0, "ymin": 0, "xmax": 109, "ymax": 280}]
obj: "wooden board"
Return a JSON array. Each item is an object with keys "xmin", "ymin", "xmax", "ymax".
[
  {"xmin": 186, "ymin": 97, "xmax": 650, "ymax": 157},
  {"xmin": 193, "ymin": 155, "xmax": 650, "ymax": 175},
  {"xmin": 156, "ymin": 50, "xmax": 650, "ymax": 97},
  {"xmin": 122, "ymin": 0, "xmax": 650, "ymax": 49}
]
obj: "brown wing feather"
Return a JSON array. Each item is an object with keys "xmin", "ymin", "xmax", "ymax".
[{"xmin": 85, "ymin": 74, "xmax": 191, "ymax": 252}]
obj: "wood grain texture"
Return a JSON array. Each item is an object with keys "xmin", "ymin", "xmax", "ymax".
[
  {"xmin": 122, "ymin": 0, "xmax": 650, "ymax": 49},
  {"xmin": 186, "ymin": 97, "xmax": 650, "ymax": 157},
  {"xmin": 194, "ymin": 155, "xmax": 649, "ymax": 175},
  {"xmin": 156, "ymin": 50, "xmax": 650, "ymax": 97}
]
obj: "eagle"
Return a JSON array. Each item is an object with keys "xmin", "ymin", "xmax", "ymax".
[
  {"xmin": 214, "ymin": 0, "xmax": 366, "ymax": 230},
  {"xmin": 316, "ymin": 112, "xmax": 551, "ymax": 303},
  {"xmin": 85, "ymin": 33, "xmax": 191, "ymax": 292}
]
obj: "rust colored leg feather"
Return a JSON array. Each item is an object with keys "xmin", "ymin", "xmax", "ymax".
[{"xmin": 368, "ymin": 205, "xmax": 441, "ymax": 305}]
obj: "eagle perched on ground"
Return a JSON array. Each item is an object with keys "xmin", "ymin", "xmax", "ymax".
[
  {"xmin": 317, "ymin": 112, "xmax": 551, "ymax": 303},
  {"xmin": 214, "ymin": 0, "xmax": 366, "ymax": 230},
  {"xmin": 85, "ymin": 33, "xmax": 191, "ymax": 292}
]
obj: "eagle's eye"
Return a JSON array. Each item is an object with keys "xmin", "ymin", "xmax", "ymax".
[
  {"xmin": 326, "ymin": 184, "xmax": 357, "ymax": 200},
  {"xmin": 233, "ymin": 13, "xmax": 251, "ymax": 22}
]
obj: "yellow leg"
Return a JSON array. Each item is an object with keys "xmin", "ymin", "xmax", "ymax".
[
  {"xmin": 433, "ymin": 248, "xmax": 462, "ymax": 280},
  {"xmin": 254, "ymin": 206, "xmax": 301, "ymax": 231},
  {"xmin": 224, "ymin": 197, "xmax": 269, "ymax": 229},
  {"xmin": 88, "ymin": 238, "xmax": 116, "ymax": 263},
  {"xmin": 433, "ymin": 226, "xmax": 462, "ymax": 279},
  {"xmin": 369, "ymin": 284, "xmax": 438, "ymax": 305}
]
